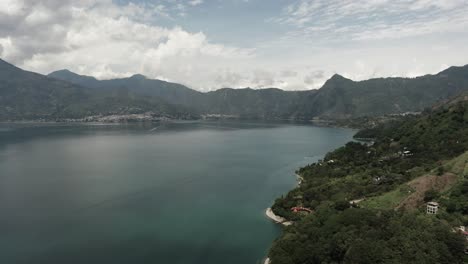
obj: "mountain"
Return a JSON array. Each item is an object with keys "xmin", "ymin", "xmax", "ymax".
[
  {"xmin": 0, "ymin": 59, "xmax": 195, "ymax": 121},
  {"xmin": 309, "ymin": 66, "xmax": 468, "ymax": 118},
  {"xmin": 2, "ymin": 58, "xmax": 468, "ymax": 121},
  {"xmin": 48, "ymin": 64, "xmax": 468, "ymax": 119},
  {"xmin": 48, "ymin": 69, "xmax": 317, "ymax": 119},
  {"xmin": 202, "ymin": 88, "xmax": 316, "ymax": 119},
  {"xmin": 49, "ymin": 70, "xmax": 205, "ymax": 108},
  {"xmin": 48, "ymin": 69, "xmax": 101, "ymax": 88},
  {"xmin": 0, "ymin": 59, "xmax": 89, "ymax": 120}
]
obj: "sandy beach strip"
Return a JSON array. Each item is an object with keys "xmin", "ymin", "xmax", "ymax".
[
  {"xmin": 265, "ymin": 208, "xmax": 292, "ymax": 226},
  {"xmin": 296, "ymin": 173, "xmax": 304, "ymax": 185}
]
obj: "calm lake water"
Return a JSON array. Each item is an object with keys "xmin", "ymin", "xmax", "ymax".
[{"xmin": 0, "ymin": 121, "xmax": 354, "ymax": 264}]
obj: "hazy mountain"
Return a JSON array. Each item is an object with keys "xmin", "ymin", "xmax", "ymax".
[
  {"xmin": 48, "ymin": 64, "xmax": 468, "ymax": 119},
  {"xmin": 0, "ymin": 59, "xmax": 89, "ymax": 120},
  {"xmin": 48, "ymin": 69, "xmax": 101, "ymax": 88},
  {"xmin": 49, "ymin": 70, "xmax": 204, "ymax": 108},
  {"xmin": 202, "ymin": 88, "xmax": 316, "ymax": 119},
  {"xmin": 2, "ymin": 58, "xmax": 468, "ymax": 121},
  {"xmin": 302, "ymin": 66, "xmax": 468, "ymax": 118},
  {"xmin": 48, "ymin": 70, "xmax": 316, "ymax": 119},
  {"xmin": 0, "ymin": 59, "xmax": 195, "ymax": 121}
]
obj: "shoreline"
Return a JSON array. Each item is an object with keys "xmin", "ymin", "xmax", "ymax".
[
  {"xmin": 263, "ymin": 208, "xmax": 292, "ymax": 264},
  {"xmin": 0, "ymin": 118, "xmax": 362, "ymax": 129},
  {"xmin": 264, "ymin": 172, "xmax": 303, "ymax": 262},
  {"xmin": 265, "ymin": 208, "xmax": 292, "ymax": 226},
  {"xmin": 296, "ymin": 173, "xmax": 304, "ymax": 186}
]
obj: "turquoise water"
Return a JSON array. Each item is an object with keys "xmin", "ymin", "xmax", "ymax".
[{"xmin": 0, "ymin": 121, "xmax": 354, "ymax": 264}]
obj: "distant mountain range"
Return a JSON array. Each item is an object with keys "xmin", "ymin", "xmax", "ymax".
[
  {"xmin": 0, "ymin": 59, "xmax": 195, "ymax": 121},
  {"xmin": 1, "ymin": 57, "xmax": 468, "ymax": 121}
]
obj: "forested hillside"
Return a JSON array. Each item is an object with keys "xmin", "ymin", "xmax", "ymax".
[
  {"xmin": 268, "ymin": 97, "xmax": 468, "ymax": 263},
  {"xmin": 48, "ymin": 63, "xmax": 468, "ymax": 120},
  {"xmin": 3, "ymin": 57, "xmax": 468, "ymax": 121},
  {"xmin": 48, "ymin": 70, "xmax": 316, "ymax": 119},
  {"xmin": 0, "ymin": 59, "xmax": 196, "ymax": 121}
]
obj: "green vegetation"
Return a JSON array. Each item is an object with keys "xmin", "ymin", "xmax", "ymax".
[
  {"xmin": 0, "ymin": 59, "xmax": 197, "ymax": 121},
  {"xmin": 360, "ymin": 185, "xmax": 413, "ymax": 209},
  {"xmin": 269, "ymin": 97, "xmax": 468, "ymax": 263},
  {"xmin": 442, "ymin": 181, "xmax": 468, "ymax": 215},
  {"xmin": 48, "ymin": 60, "xmax": 468, "ymax": 120},
  {"xmin": 442, "ymin": 151, "xmax": 468, "ymax": 176},
  {"xmin": 3, "ymin": 58, "xmax": 468, "ymax": 121},
  {"xmin": 269, "ymin": 208, "xmax": 466, "ymax": 264}
]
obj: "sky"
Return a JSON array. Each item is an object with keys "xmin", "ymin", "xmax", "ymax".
[{"xmin": 0, "ymin": 0, "xmax": 468, "ymax": 91}]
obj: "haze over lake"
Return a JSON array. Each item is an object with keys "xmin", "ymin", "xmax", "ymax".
[{"xmin": 0, "ymin": 121, "xmax": 354, "ymax": 264}]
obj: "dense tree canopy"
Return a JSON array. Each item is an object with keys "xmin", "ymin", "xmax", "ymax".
[
  {"xmin": 270, "ymin": 208, "xmax": 466, "ymax": 264},
  {"xmin": 269, "ymin": 99, "xmax": 468, "ymax": 263}
]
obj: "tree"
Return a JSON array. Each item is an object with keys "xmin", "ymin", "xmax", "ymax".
[
  {"xmin": 334, "ymin": 200, "xmax": 350, "ymax": 211},
  {"xmin": 437, "ymin": 166, "xmax": 445, "ymax": 176},
  {"xmin": 424, "ymin": 189, "xmax": 438, "ymax": 202}
]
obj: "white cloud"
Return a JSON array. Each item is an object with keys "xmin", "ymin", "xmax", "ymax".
[
  {"xmin": 188, "ymin": 0, "xmax": 204, "ymax": 6},
  {"xmin": 0, "ymin": 0, "xmax": 25, "ymax": 15},
  {"xmin": 274, "ymin": 0, "xmax": 468, "ymax": 41},
  {"xmin": 0, "ymin": 0, "xmax": 467, "ymax": 91},
  {"xmin": 0, "ymin": 0, "xmax": 257, "ymax": 90}
]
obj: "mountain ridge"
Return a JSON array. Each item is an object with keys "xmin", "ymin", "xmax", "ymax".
[
  {"xmin": 0, "ymin": 59, "xmax": 197, "ymax": 121},
  {"xmin": 47, "ymin": 63, "xmax": 468, "ymax": 119},
  {"xmin": 2, "ymin": 58, "xmax": 468, "ymax": 121},
  {"xmin": 48, "ymin": 64, "xmax": 468, "ymax": 92}
]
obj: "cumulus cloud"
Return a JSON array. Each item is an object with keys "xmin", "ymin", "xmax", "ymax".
[
  {"xmin": 281, "ymin": 70, "xmax": 298, "ymax": 78},
  {"xmin": 188, "ymin": 0, "xmax": 204, "ymax": 6},
  {"xmin": 304, "ymin": 70, "xmax": 324, "ymax": 85},
  {"xmin": 0, "ymin": 0, "xmax": 257, "ymax": 90},
  {"xmin": 0, "ymin": 0, "xmax": 467, "ymax": 91},
  {"xmin": 0, "ymin": 0, "xmax": 342, "ymax": 91}
]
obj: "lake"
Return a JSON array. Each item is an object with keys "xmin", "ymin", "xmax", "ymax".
[{"xmin": 0, "ymin": 121, "xmax": 355, "ymax": 264}]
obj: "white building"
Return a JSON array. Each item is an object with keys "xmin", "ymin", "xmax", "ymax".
[{"xmin": 426, "ymin": 202, "xmax": 439, "ymax": 214}]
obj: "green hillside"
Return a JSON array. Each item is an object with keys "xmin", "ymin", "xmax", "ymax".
[
  {"xmin": 0, "ymin": 59, "xmax": 196, "ymax": 121},
  {"xmin": 268, "ymin": 97, "xmax": 468, "ymax": 263},
  {"xmin": 48, "ymin": 63, "xmax": 468, "ymax": 120},
  {"xmin": 3, "ymin": 57, "xmax": 468, "ymax": 121}
]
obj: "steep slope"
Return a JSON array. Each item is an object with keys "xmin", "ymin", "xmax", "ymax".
[
  {"xmin": 202, "ymin": 88, "xmax": 316, "ymax": 119},
  {"xmin": 311, "ymin": 65, "xmax": 468, "ymax": 118},
  {"xmin": 48, "ymin": 69, "xmax": 101, "ymax": 88},
  {"xmin": 0, "ymin": 59, "xmax": 195, "ymax": 121},
  {"xmin": 306, "ymin": 74, "xmax": 357, "ymax": 117},
  {"xmin": 48, "ymin": 69, "xmax": 318, "ymax": 119},
  {"xmin": 48, "ymin": 64, "xmax": 468, "ymax": 119},
  {"xmin": 0, "ymin": 59, "xmax": 90, "ymax": 120},
  {"xmin": 268, "ymin": 95, "xmax": 468, "ymax": 264},
  {"xmin": 48, "ymin": 70, "xmax": 204, "ymax": 108}
]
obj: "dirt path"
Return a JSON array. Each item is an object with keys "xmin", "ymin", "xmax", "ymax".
[{"xmin": 396, "ymin": 173, "xmax": 458, "ymax": 210}]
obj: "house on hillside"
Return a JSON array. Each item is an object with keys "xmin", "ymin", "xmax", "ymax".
[
  {"xmin": 403, "ymin": 150, "xmax": 413, "ymax": 157},
  {"xmin": 455, "ymin": 226, "xmax": 468, "ymax": 241},
  {"xmin": 426, "ymin": 201, "xmax": 439, "ymax": 214}
]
